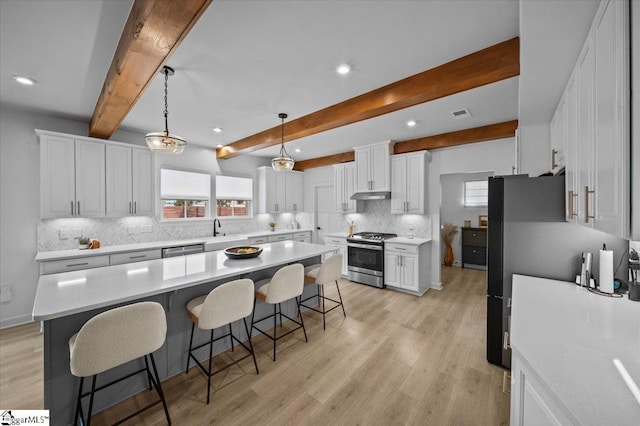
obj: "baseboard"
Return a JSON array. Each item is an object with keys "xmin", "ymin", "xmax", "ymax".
[
  {"xmin": 0, "ymin": 314, "xmax": 34, "ymax": 330},
  {"xmin": 431, "ymin": 281, "xmax": 443, "ymax": 290}
]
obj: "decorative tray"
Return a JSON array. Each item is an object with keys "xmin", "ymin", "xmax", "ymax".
[{"xmin": 223, "ymin": 246, "xmax": 263, "ymax": 259}]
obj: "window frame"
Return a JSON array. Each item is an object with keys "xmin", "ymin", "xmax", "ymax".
[
  {"xmin": 463, "ymin": 179, "xmax": 489, "ymax": 208},
  {"xmin": 215, "ymin": 174, "xmax": 254, "ymax": 219},
  {"xmin": 160, "ymin": 168, "xmax": 212, "ymax": 221}
]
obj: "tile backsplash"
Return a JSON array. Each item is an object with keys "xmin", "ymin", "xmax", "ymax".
[{"xmin": 37, "ymin": 200, "xmax": 431, "ymax": 251}]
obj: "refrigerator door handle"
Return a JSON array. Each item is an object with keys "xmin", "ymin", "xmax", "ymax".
[{"xmin": 503, "ymin": 331, "xmax": 511, "ymax": 350}]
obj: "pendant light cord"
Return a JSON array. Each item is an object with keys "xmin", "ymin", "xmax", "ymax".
[{"xmin": 164, "ymin": 69, "xmax": 169, "ymax": 135}]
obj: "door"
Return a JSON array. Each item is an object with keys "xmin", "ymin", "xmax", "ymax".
[
  {"xmin": 354, "ymin": 148, "xmax": 370, "ymax": 192},
  {"xmin": 390, "ymin": 156, "xmax": 406, "ymax": 213},
  {"xmin": 345, "ymin": 163, "xmax": 357, "ymax": 212},
  {"xmin": 106, "ymin": 145, "xmax": 133, "ymax": 217},
  {"xmin": 314, "ymin": 184, "xmax": 333, "ymax": 245},
  {"xmin": 40, "ymin": 135, "xmax": 76, "ymax": 218},
  {"xmin": 576, "ymin": 38, "xmax": 594, "ymax": 228},
  {"xmin": 566, "ymin": 78, "xmax": 580, "ymax": 223},
  {"xmin": 384, "ymin": 252, "xmax": 401, "ymax": 288},
  {"xmin": 285, "ymin": 172, "xmax": 304, "ymax": 212},
  {"xmin": 406, "ymin": 154, "xmax": 424, "ymax": 214},
  {"xmin": 74, "ymin": 139, "xmax": 105, "ymax": 217},
  {"xmin": 370, "ymin": 143, "xmax": 389, "ymax": 191},
  {"xmin": 334, "ymin": 165, "xmax": 345, "ymax": 212},
  {"xmin": 401, "ymin": 254, "xmax": 418, "ymax": 291},
  {"xmin": 132, "ymin": 149, "xmax": 154, "ymax": 216}
]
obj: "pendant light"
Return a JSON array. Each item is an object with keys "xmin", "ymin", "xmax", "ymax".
[
  {"xmin": 145, "ymin": 66, "xmax": 186, "ymax": 154},
  {"xmin": 271, "ymin": 113, "xmax": 294, "ymax": 171}
]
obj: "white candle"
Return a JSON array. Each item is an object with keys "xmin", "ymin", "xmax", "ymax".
[{"xmin": 599, "ymin": 249, "xmax": 614, "ymax": 293}]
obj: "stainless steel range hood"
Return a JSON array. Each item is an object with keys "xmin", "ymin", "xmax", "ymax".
[{"xmin": 350, "ymin": 191, "xmax": 391, "ymax": 200}]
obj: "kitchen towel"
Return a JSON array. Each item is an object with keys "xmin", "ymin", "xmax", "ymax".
[{"xmin": 599, "ymin": 248, "xmax": 614, "ymax": 293}]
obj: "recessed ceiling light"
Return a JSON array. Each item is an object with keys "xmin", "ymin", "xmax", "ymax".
[
  {"xmin": 212, "ymin": 127, "xmax": 223, "ymax": 133},
  {"xmin": 451, "ymin": 108, "xmax": 472, "ymax": 119},
  {"xmin": 216, "ymin": 144, "xmax": 223, "ymax": 148},
  {"xmin": 295, "ymin": 148, "xmax": 301, "ymax": 153},
  {"xmin": 336, "ymin": 64, "xmax": 351, "ymax": 75},
  {"xmin": 13, "ymin": 75, "xmax": 36, "ymax": 86},
  {"xmin": 406, "ymin": 120, "xmax": 417, "ymax": 127}
]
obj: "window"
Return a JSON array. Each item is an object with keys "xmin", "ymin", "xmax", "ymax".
[
  {"xmin": 216, "ymin": 175, "xmax": 253, "ymax": 218},
  {"xmin": 464, "ymin": 180, "xmax": 488, "ymax": 207},
  {"xmin": 161, "ymin": 169, "xmax": 211, "ymax": 220}
]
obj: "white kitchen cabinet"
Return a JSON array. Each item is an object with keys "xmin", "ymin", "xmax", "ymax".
[
  {"xmin": 40, "ymin": 133, "xmax": 105, "ymax": 218},
  {"xmin": 333, "ymin": 162, "xmax": 361, "ymax": 213},
  {"xmin": 107, "ymin": 146, "xmax": 154, "ymax": 217},
  {"xmin": 354, "ymin": 141, "xmax": 391, "ymax": 193},
  {"xmin": 40, "ymin": 255, "xmax": 110, "ymax": 275},
  {"xmin": 258, "ymin": 167, "xmax": 303, "ymax": 213},
  {"xmin": 292, "ymin": 231, "xmax": 311, "ymax": 243},
  {"xmin": 324, "ymin": 236, "xmax": 348, "ymax": 276},
  {"xmin": 384, "ymin": 241, "xmax": 431, "ymax": 295},
  {"xmin": 390, "ymin": 151, "xmax": 430, "ymax": 214},
  {"xmin": 110, "ymin": 249, "xmax": 161, "ymax": 266},
  {"xmin": 285, "ymin": 171, "xmax": 304, "ymax": 212},
  {"xmin": 267, "ymin": 233, "xmax": 291, "ymax": 243},
  {"xmin": 552, "ymin": 0, "xmax": 629, "ymax": 238}
]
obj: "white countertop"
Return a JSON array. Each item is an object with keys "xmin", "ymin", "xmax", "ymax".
[
  {"xmin": 34, "ymin": 228, "xmax": 313, "ymax": 262},
  {"xmin": 511, "ymin": 274, "xmax": 640, "ymax": 425},
  {"xmin": 33, "ymin": 241, "xmax": 332, "ymax": 321},
  {"xmin": 386, "ymin": 236, "xmax": 431, "ymax": 245},
  {"xmin": 325, "ymin": 232, "xmax": 350, "ymax": 239}
]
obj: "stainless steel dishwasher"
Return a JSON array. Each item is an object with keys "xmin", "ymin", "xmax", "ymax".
[{"xmin": 161, "ymin": 244, "xmax": 205, "ymax": 258}]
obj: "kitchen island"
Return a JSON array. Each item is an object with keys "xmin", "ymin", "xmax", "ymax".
[
  {"xmin": 33, "ymin": 241, "xmax": 335, "ymax": 425},
  {"xmin": 510, "ymin": 274, "xmax": 640, "ymax": 425}
]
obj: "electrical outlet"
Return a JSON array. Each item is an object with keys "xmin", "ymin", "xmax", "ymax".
[
  {"xmin": 0, "ymin": 286, "xmax": 12, "ymax": 303},
  {"xmin": 127, "ymin": 226, "xmax": 138, "ymax": 235},
  {"xmin": 141, "ymin": 225, "xmax": 153, "ymax": 233}
]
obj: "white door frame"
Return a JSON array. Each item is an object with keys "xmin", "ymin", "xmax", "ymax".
[{"xmin": 314, "ymin": 183, "xmax": 333, "ymax": 244}]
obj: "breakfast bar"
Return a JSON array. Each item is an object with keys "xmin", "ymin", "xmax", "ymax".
[{"xmin": 33, "ymin": 241, "xmax": 336, "ymax": 425}]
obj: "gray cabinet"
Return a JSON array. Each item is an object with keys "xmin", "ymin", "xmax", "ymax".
[{"xmin": 461, "ymin": 227, "xmax": 487, "ymax": 268}]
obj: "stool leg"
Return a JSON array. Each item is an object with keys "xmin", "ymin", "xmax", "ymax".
[
  {"xmin": 317, "ymin": 284, "xmax": 321, "ymax": 306},
  {"xmin": 297, "ymin": 297, "xmax": 308, "ymax": 342},
  {"xmin": 243, "ymin": 317, "xmax": 259, "ymax": 374},
  {"xmin": 272, "ymin": 304, "xmax": 277, "ymax": 361},
  {"xmin": 229, "ymin": 323, "xmax": 234, "ymax": 352},
  {"xmin": 336, "ymin": 280, "xmax": 346, "ymax": 317},
  {"xmin": 278, "ymin": 303, "xmax": 283, "ymax": 328},
  {"xmin": 250, "ymin": 298, "xmax": 257, "ymax": 335},
  {"xmin": 149, "ymin": 353, "xmax": 171, "ymax": 425},
  {"xmin": 186, "ymin": 322, "xmax": 195, "ymax": 373},
  {"xmin": 207, "ymin": 329, "xmax": 214, "ymax": 404},
  {"xmin": 74, "ymin": 377, "xmax": 84, "ymax": 426},
  {"xmin": 321, "ymin": 285, "xmax": 326, "ymax": 330},
  {"xmin": 144, "ymin": 355, "xmax": 153, "ymax": 391},
  {"xmin": 86, "ymin": 375, "xmax": 97, "ymax": 426}
]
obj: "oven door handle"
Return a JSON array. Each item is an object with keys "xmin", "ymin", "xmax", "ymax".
[{"xmin": 347, "ymin": 243, "xmax": 383, "ymax": 251}]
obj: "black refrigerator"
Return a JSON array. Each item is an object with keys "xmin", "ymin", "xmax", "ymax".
[{"xmin": 486, "ymin": 175, "xmax": 629, "ymax": 369}]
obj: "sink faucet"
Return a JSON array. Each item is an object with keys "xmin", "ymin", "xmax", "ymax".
[{"xmin": 213, "ymin": 218, "xmax": 222, "ymax": 237}]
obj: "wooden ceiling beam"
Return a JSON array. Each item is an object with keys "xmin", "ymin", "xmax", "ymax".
[
  {"xmin": 293, "ymin": 151, "xmax": 355, "ymax": 171},
  {"xmin": 89, "ymin": 0, "xmax": 212, "ymax": 139},
  {"xmin": 217, "ymin": 37, "xmax": 519, "ymax": 159},
  {"xmin": 393, "ymin": 120, "xmax": 518, "ymax": 154},
  {"xmin": 292, "ymin": 120, "xmax": 517, "ymax": 170}
]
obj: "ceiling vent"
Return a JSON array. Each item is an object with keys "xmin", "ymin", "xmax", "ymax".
[{"xmin": 451, "ymin": 108, "xmax": 471, "ymax": 119}]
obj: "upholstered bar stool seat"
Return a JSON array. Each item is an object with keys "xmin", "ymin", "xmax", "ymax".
[
  {"xmin": 251, "ymin": 263, "xmax": 308, "ymax": 361},
  {"xmin": 69, "ymin": 301, "xmax": 171, "ymax": 426},
  {"xmin": 300, "ymin": 253, "xmax": 346, "ymax": 330},
  {"xmin": 185, "ymin": 278, "xmax": 258, "ymax": 404}
]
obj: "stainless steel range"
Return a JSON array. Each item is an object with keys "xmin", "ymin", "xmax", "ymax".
[{"xmin": 347, "ymin": 232, "xmax": 397, "ymax": 288}]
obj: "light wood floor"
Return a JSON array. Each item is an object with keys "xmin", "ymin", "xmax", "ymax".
[{"xmin": 0, "ymin": 266, "xmax": 509, "ymax": 425}]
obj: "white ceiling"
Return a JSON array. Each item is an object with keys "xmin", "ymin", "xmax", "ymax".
[{"xmin": 0, "ymin": 0, "xmax": 598, "ymax": 162}]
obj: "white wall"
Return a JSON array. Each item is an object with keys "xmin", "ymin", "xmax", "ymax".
[
  {"xmin": 440, "ymin": 171, "xmax": 493, "ymax": 266},
  {"xmin": 429, "ymin": 137, "xmax": 515, "ymax": 288},
  {"xmin": 518, "ymin": 122, "xmax": 551, "ymax": 176}
]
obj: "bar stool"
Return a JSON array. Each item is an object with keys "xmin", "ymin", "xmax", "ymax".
[
  {"xmin": 69, "ymin": 301, "xmax": 171, "ymax": 426},
  {"xmin": 185, "ymin": 278, "xmax": 258, "ymax": 404},
  {"xmin": 300, "ymin": 253, "xmax": 346, "ymax": 330},
  {"xmin": 251, "ymin": 263, "xmax": 307, "ymax": 361}
]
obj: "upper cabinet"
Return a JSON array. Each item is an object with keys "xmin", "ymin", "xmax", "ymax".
[
  {"xmin": 390, "ymin": 151, "xmax": 430, "ymax": 214},
  {"xmin": 333, "ymin": 162, "xmax": 361, "ymax": 213},
  {"xmin": 551, "ymin": 0, "xmax": 629, "ymax": 239},
  {"xmin": 257, "ymin": 166, "xmax": 304, "ymax": 213},
  {"xmin": 38, "ymin": 130, "xmax": 155, "ymax": 219},
  {"xmin": 354, "ymin": 141, "xmax": 391, "ymax": 192},
  {"xmin": 40, "ymin": 133, "xmax": 106, "ymax": 218},
  {"xmin": 106, "ymin": 145, "xmax": 154, "ymax": 217}
]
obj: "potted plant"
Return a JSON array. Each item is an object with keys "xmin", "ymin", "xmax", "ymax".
[
  {"xmin": 78, "ymin": 237, "xmax": 91, "ymax": 250},
  {"xmin": 268, "ymin": 221, "xmax": 276, "ymax": 231},
  {"xmin": 441, "ymin": 223, "xmax": 458, "ymax": 266}
]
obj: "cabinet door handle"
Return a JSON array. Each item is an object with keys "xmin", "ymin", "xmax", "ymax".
[
  {"xmin": 134, "ymin": 201, "xmax": 137, "ymax": 215},
  {"xmin": 568, "ymin": 190, "xmax": 574, "ymax": 219},
  {"xmin": 396, "ymin": 247, "xmax": 406, "ymax": 251},
  {"xmin": 507, "ymin": 297, "xmax": 512, "ymax": 308},
  {"xmin": 77, "ymin": 201, "xmax": 80, "ymax": 216},
  {"xmin": 585, "ymin": 186, "xmax": 595, "ymax": 223},
  {"xmin": 71, "ymin": 201, "xmax": 74, "ymax": 216},
  {"xmin": 129, "ymin": 201, "xmax": 132, "ymax": 215},
  {"xmin": 293, "ymin": 203, "xmax": 297, "ymax": 211},
  {"xmin": 129, "ymin": 255, "xmax": 147, "ymax": 259},
  {"xmin": 551, "ymin": 148, "xmax": 558, "ymax": 169},
  {"xmin": 66, "ymin": 262, "xmax": 89, "ymax": 267},
  {"xmin": 503, "ymin": 331, "xmax": 511, "ymax": 350}
]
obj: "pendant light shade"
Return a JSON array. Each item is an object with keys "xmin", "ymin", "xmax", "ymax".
[
  {"xmin": 271, "ymin": 113, "xmax": 294, "ymax": 171},
  {"xmin": 146, "ymin": 66, "xmax": 186, "ymax": 155}
]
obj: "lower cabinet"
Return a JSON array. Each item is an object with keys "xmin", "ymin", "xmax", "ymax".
[
  {"xmin": 510, "ymin": 351, "xmax": 577, "ymax": 426},
  {"xmin": 324, "ymin": 236, "xmax": 348, "ymax": 276},
  {"xmin": 384, "ymin": 242, "xmax": 431, "ymax": 294}
]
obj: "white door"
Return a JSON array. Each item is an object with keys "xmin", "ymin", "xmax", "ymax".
[
  {"xmin": 354, "ymin": 148, "xmax": 370, "ymax": 192},
  {"xmin": 390, "ymin": 156, "xmax": 406, "ymax": 213},
  {"xmin": 106, "ymin": 145, "xmax": 133, "ymax": 217},
  {"xmin": 74, "ymin": 139, "xmax": 105, "ymax": 218},
  {"xmin": 406, "ymin": 154, "xmax": 424, "ymax": 214},
  {"xmin": 384, "ymin": 252, "xmax": 401, "ymax": 288},
  {"xmin": 576, "ymin": 38, "xmax": 595, "ymax": 229},
  {"xmin": 40, "ymin": 135, "xmax": 76, "ymax": 218},
  {"xmin": 370, "ymin": 143, "xmax": 390, "ymax": 191},
  {"xmin": 132, "ymin": 149, "xmax": 154, "ymax": 216},
  {"xmin": 334, "ymin": 165, "xmax": 345, "ymax": 212},
  {"xmin": 401, "ymin": 254, "xmax": 418, "ymax": 291},
  {"xmin": 285, "ymin": 172, "xmax": 304, "ymax": 212},
  {"xmin": 345, "ymin": 162, "xmax": 357, "ymax": 212},
  {"xmin": 315, "ymin": 185, "xmax": 333, "ymax": 245}
]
